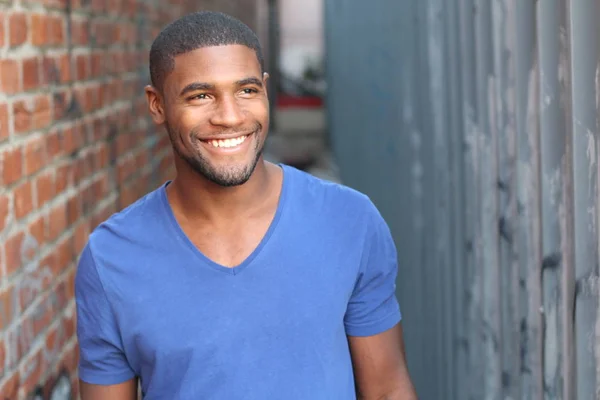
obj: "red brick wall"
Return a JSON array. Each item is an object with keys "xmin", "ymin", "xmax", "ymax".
[{"xmin": 0, "ymin": 1, "xmax": 260, "ymax": 398}]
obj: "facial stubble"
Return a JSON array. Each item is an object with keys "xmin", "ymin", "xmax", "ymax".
[{"xmin": 166, "ymin": 121, "xmax": 265, "ymax": 187}]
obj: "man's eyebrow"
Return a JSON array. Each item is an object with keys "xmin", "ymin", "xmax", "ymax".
[
  {"xmin": 179, "ymin": 82, "xmax": 215, "ymax": 97},
  {"xmin": 237, "ymin": 77, "xmax": 263, "ymax": 87}
]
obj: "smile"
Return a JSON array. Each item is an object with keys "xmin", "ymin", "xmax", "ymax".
[
  {"xmin": 198, "ymin": 131, "xmax": 255, "ymax": 154},
  {"xmin": 204, "ymin": 134, "xmax": 249, "ymax": 149}
]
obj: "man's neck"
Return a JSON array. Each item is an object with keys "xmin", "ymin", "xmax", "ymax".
[{"xmin": 166, "ymin": 159, "xmax": 280, "ymax": 224}]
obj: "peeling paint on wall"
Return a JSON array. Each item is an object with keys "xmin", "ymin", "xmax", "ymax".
[{"xmin": 325, "ymin": 0, "xmax": 600, "ymax": 398}]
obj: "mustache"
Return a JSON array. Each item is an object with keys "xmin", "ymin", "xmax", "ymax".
[{"xmin": 190, "ymin": 122, "xmax": 263, "ymax": 140}]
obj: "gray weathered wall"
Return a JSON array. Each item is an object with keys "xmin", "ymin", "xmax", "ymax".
[{"xmin": 324, "ymin": 1, "xmax": 600, "ymax": 399}]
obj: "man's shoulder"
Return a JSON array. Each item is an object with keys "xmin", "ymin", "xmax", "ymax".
[
  {"xmin": 87, "ymin": 183, "xmax": 166, "ymax": 250},
  {"xmin": 286, "ymin": 164, "xmax": 377, "ymax": 215}
]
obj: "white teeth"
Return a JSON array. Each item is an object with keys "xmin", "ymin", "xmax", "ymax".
[{"xmin": 209, "ymin": 135, "xmax": 247, "ymax": 148}]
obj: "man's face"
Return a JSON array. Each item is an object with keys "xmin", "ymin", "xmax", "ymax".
[{"xmin": 149, "ymin": 45, "xmax": 270, "ymax": 187}]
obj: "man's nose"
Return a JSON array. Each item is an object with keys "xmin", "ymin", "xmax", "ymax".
[{"xmin": 210, "ymin": 95, "xmax": 245, "ymax": 127}]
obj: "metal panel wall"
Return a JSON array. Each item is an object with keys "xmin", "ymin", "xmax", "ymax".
[{"xmin": 324, "ymin": 0, "xmax": 600, "ymax": 398}]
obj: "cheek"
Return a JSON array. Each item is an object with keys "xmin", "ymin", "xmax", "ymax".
[
  {"xmin": 248, "ymin": 100, "xmax": 269, "ymax": 124},
  {"xmin": 168, "ymin": 110, "xmax": 206, "ymax": 139},
  {"xmin": 176, "ymin": 108, "xmax": 205, "ymax": 128}
]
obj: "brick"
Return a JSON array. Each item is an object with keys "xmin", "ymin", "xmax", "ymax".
[
  {"xmin": 75, "ymin": 54, "xmax": 89, "ymax": 81},
  {"xmin": 71, "ymin": 158, "xmax": 83, "ymax": 186},
  {"xmin": 0, "ymin": 285, "xmax": 14, "ymax": 329},
  {"xmin": 48, "ymin": 15, "xmax": 64, "ymax": 45},
  {"xmin": 1, "ymin": 146, "xmax": 23, "ymax": 185},
  {"xmin": 73, "ymin": 221, "xmax": 88, "ymax": 261},
  {"xmin": 33, "ymin": 95, "xmax": 52, "ymax": 130},
  {"xmin": 92, "ymin": 202, "xmax": 114, "ymax": 229},
  {"xmin": 92, "ymin": 173, "xmax": 108, "ymax": 198},
  {"xmin": 31, "ymin": 14, "xmax": 47, "ymax": 46},
  {"xmin": 119, "ymin": 183, "xmax": 136, "ymax": 208},
  {"xmin": 96, "ymin": 83, "xmax": 106, "ymax": 109},
  {"xmin": 14, "ymin": 181, "xmax": 34, "ymax": 220},
  {"xmin": 112, "ymin": 22, "xmax": 121, "ymax": 44},
  {"xmin": 90, "ymin": 85, "xmax": 101, "ymax": 111},
  {"xmin": 24, "ymin": 136, "xmax": 46, "ymax": 175},
  {"xmin": 117, "ymin": 156, "xmax": 134, "ymax": 184},
  {"xmin": 44, "ymin": 325, "xmax": 58, "ymax": 356},
  {"xmin": 13, "ymin": 95, "xmax": 52, "ymax": 134},
  {"xmin": 61, "ymin": 126, "xmax": 74, "ymax": 155},
  {"xmin": 19, "ymin": 350, "xmax": 43, "ymax": 396},
  {"xmin": 92, "ymin": 0, "xmax": 105, "ymax": 13},
  {"xmin": 81, "ymin": 183, "xmax": 94, "ymax": 214},
  {"xmin": 66, "ymin": 195, "xmax": 80, "ymax": 225},
  {"xmin": 0, "ymin": 370, "xmax": 19, "ymax": 399},
  {"xmin": 36, "ymin": 171, "xmax": 54, "ymax": 207},
  {"xmin": 63, "ymin": 123, "xmax": 85, "ymax": 156},
  {"xmin": 112, "ymin": 51, "xmax": 123, "ymax": 74},
  {"xmin": 42, "ymin": 53, "xmax": 70, "ymax": 84},
  {"xmin": 56, "ymin": 277, "xmax": 69, "ymax": 309},
  {"xmin": 107, "ymin": 0, "xmax": 121, "ymax": 15},
  {"xmin": 12, "ymin": 100, "xmax": 31, "ymax": 133},
  {"xmin": 115, "ymin": 132, "xmax": 130, "ymax": 158},
  {"xmin": 0, "ymin": 338, "xmax": 4, "ymax": 379},
  {"xmin": 55, "ymin": 163, "xmax": 71, "ymax": 193},
  {"xmin": 22, "ymin": 57, "xmax": 40, "ymax": 91},
  {"xmin": 91, "ymin": 52, "xmax": 103, "ymax": 77},
  {"xmin": 80, "ymin": 185, "xmax": 96, "ymax": 214},
  {"xmin": 0, "ymin": 194, "xmax": 8, "ymax": 232},
  {"xmin": 31, "ymin": 293, "xmax": 56, "ymax": 336},
  {"xmin": 29, "ymin": 216, "xmax": 44, "ymax": 246},
  {"xmin": 0, "ymin": 59, "xmax": 19, "ymax": 95},
  {"xmin": 4, "ymin": 231, "xmax": 24, "ymax": 277},
  {"xmin": 135, "ymin": 150, "xmax": 148, "ymax": 170},
  {"xmin": 0, "ymin": 13, "xmax": 5, "ymax": 47},
  {"xmin": 92, "ymin": 118, "xmax": 106, "ymax": 141},
  {"xmin": 74, "ymin": 87, "xmax": 92, "ymax": 113},
  {"xmin": 46, "ymin": 130, "xmax": 62, "ymax": 160},
  {"xmin": 0, "ymin": 103, "xmax": 8, "ymax": 142},
  {"xmin": 125, "ymin": 0, "xmax": 136, "ymax": 17},
  {"xmin": 46, "ymin": 201, "xmax": 67, "ymax": 241},
  {"xmin": 54, "ymin": 236, "xmax": 72, "ymax": 272},
  {"xmin": 53, "ymin": 90, "xmax": 68, "ymax": 121},
  {"xmin": 8, "ymin": 12, "xmax": 27, "ymax": 47},
  {"xmin": 71, "ymin": 18, "xmax": 89, "ymax": 46}
]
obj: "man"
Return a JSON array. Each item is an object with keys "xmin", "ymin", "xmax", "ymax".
[{"xmin": 75, "ymin": 11, "xmax": 417, "ymax": 400}]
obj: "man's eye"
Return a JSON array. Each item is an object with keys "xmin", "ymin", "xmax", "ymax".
[
  {"xmin": 242, "ymin": 88, "xmax": 258, "ymax": 94},
  {"xmin": 191, "ymin": 94, "xmax": 208, "ymax": 100}
]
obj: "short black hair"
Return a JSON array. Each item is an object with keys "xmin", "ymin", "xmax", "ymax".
[{"xmin": 149, "ymin": 11, "xmax": 265, "ymax": 91}]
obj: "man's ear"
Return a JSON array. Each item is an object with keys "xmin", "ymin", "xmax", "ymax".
[
  {"xmin": 262, "ymin": 72, "xmax": 270, "ymax": 95},
  {"xmin": 145, "ymin": 85, "xmax": 166, "ymax": 125}
]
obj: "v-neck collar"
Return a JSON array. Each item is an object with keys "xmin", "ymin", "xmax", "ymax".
[{"xmin": 160, "ymin": 164, "xmax": 290, "ymax": 275}]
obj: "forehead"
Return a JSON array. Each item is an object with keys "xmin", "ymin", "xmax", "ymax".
[{"xmin": 165, "ymin": 45, "xmax": 262, "ymax": 91}]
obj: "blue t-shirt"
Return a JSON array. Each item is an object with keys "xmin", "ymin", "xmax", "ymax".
[{"xmin": 75, "ymin": 164, "xmax": 402, "ymax": 399}]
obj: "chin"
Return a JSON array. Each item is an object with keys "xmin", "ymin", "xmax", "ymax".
[{"xmin": 193, "ymin": 157, "xmax": 261, "ymax": 187}]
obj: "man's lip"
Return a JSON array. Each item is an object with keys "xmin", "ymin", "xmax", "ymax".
[{"xmin": 198, "ymin": 131, "xmax": 255, "ymax": 141}]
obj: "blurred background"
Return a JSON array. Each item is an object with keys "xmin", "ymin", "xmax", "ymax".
[{"xmin": 0, "ymin": 0, "xmax": 599, "ymax": 399}]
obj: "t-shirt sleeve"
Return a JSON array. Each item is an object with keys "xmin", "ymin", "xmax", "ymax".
[
  {"xmin": 344, "ymin": 200, "xmax": 402, "ymax": 337},
  {"xmin": 75, "ymin": 243, "xmax": 136, "ymax": 385}
]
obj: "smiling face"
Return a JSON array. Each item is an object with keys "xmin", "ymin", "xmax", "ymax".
[{"xmin": 146, "ymin": 45, "xmax": 270, "ymax": 187}]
